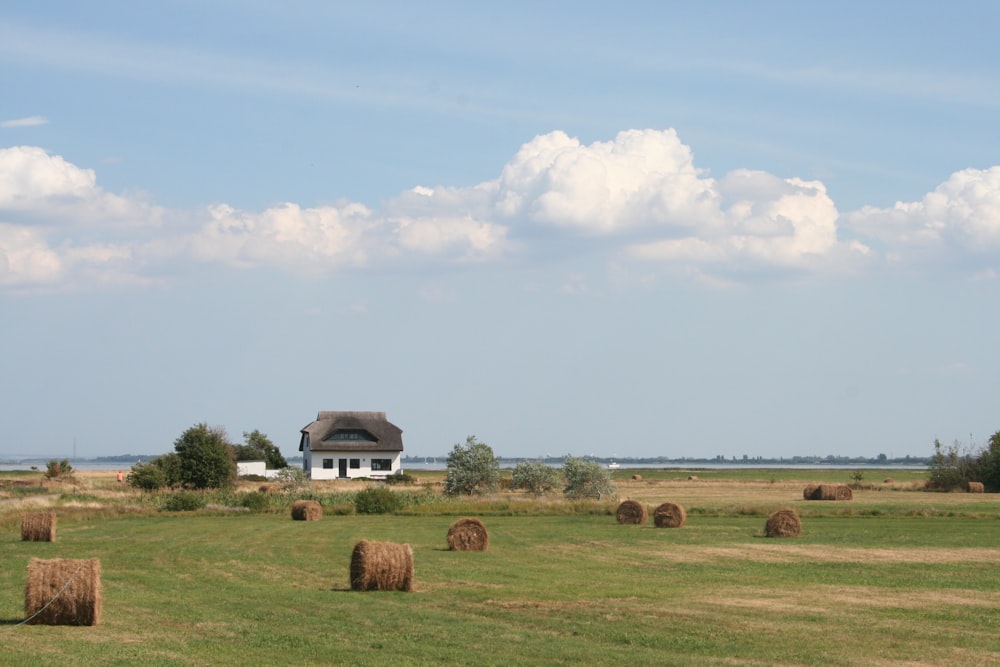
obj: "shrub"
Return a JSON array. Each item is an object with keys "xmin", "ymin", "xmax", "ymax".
[
  {"xmin": 354, "ymin": 486, "xmax": 405, "ymax": 514},
  {"xmin": 239, "ymin": 492, "xmax": 270, "ymax": 512},
  {"xmin": 173, "ymin": 423, "xmax": 237, "ymax": 490},
  {"xmin": 562, "ymin": 455, "xmax": 617, "ymax": 499},
  {"xmin": 128, "ymin": 461, "xmax": 168, "ymax": 491},
  {"xmin": 511, "ymin": 460, "xmax": 560, "ymax": 495},
  {"xmin": 274, "ymin": 467, "xmax": 308, "ymax": 493},
  {"xmin": 384, "ymin": 472, "xmax": 416, "ymax": 485},
  {"xmin": 44, "ymin": 459, "xmax": 74, "ymax": 479},
  {"xmin": 444, "ymin": 436, "xmax": 500, "ymax": 495},
  {"xmin": 161, "ymin": 491, "xmax": 207, "ymax": 512}
]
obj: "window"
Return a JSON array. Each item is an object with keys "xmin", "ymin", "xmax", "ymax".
[
  {"xmin": 349, "ymin": 459, "xmax": 360, "ymax": 469},
  {"xmin": 371, "ymin": 459, "xmax": 392, "ymax": 471},
  {"xmin": 325, "ymin": 429, "xmax": 376, "ymax": 442},
  {"xmin": 322, "ymin": 458, "xmax": 334, "ymax": 469}
]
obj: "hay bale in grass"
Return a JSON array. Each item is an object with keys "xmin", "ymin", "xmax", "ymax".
[
  {"xmin": 812, "ymin": 484, "xmax": 839, "ymax": 500},
  {"xmin": 447, "ymin": 517, "xmax": 489, "ymax": 551},
  {"xmin": 967, "ymin": 481, "xmax": 985, "ymax": 493},
  {"xmin": 688, "ymin": 475, "xmax": 699, "ymax": 481},
  {"xmin": 21, "ymin": 512, "xmax": 56, "ymax": 542},
  {"xmin": 25, "ymin": 558, "xmax": 102, "ymax": 626},
  {"xmin": 883, "ymin": 478, "xmax": 895, "ymax": 485},
  {"xmin": 835, "ymin": 485, "xmax": 853, "ymax": 500},
  {"xmin": 803, "ymin": 484, "xmax": 819, "ymax": 500},
  {"xmin": 765, "ymin": 509, "xmax": 802, "ymax": 538},
  {"xmin": 631, "ymin": 474, "xmax": 642, "ymax": 481},
  {"xmin": 259, "ymin": 483, "xmax": 278, "ymax": 494},
  {"xmin": 653, "ymin": 502, "xmax": 686, "ymax": 528},
  {"xmin": 615, "ymin": 500, "xmax": 648, "ymax": 525},
  {"xmin": 291, "ymin": 499, "xmax": 322, "ymax": 521},
  {"xmin": 350, "ymin": 540, "xmax": 414, "ymax": 592}
]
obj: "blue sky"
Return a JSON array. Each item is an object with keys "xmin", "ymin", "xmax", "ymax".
[{"xmin": 2, "ymin": 1, "xmax": 998, "ymax": 461}]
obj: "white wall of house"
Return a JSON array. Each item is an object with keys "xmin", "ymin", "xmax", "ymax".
[
  {"xmin": 303, "ymin": 451, "xmax": 401, "ymax": 480},
  {"xmin": 236, "ymin": 460, "xmax": 282, "ymax": 479}
]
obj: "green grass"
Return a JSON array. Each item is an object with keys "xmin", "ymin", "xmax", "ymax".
[{"xmin": 2, "ymin": 506, "xmax": 999, "ymax": 665}]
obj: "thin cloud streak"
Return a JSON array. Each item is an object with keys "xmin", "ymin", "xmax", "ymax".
[{"xmin": 1, "ymin": 116, "xmax": 49, "ymax": 128}]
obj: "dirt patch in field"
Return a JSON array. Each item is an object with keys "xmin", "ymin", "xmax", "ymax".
[
  {"xmin": 650, "ymin": 544, "xmax": 1000, "ymax": 565},
  {"xmin": 713, "ymin": 585, "xmax": 998, "ymax": 613}
]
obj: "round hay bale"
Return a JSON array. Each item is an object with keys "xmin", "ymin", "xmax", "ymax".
[
  {"xmin": 631, "ymin": 474, "xmax": 642, "ymax": 481},
  {"xmin": 21, "ymin": 511, "xmax": 56, "ymax": 542},
  {"xmin": 883, "ymin": 478, "xmax": 894, "ymax": 485},
  {"xmin": 688, "ymin": 475, "xmax": 699, "ymax": 481},
  {"xmin": 447, "ymin": 517, "xmax": 489, "ymax": 551},
  {"xmin": 259, "ymin": 483, "xmax": 278, "ymax": 494},
  {"xmin": 615, "ymin": 500, "xmax": 648, "ymax": 525},
  {"xmin": 967, "ymin": 481, "xmax": 985, "ymax": 493},
  {"xmin": 803, "ymin": 484, "xmax": 820, "ymax": 500},
  {"xmin": 810, "ymin": 484, "xmax": 839, "ymax": 501},
  {"xmin": 652, "ymin": 502, "xmax": 686, "ymax": 528},
  {"xmin": 350, "ymin": 540, "xmax": 414, "ymax": 592},
  {"xmin": 765, "ymin": 509, "xmax": 802, "ymax": 538},
  {"xmin": 291, "ymin": 499, "xmax": 323, "ymax": 521},
  {"xmin": 834, "ymin": 485, "xmax": 853, "ymax": 501},
  {"xmin": 25, "ymin": 557, "xmax": 102, "ymax": 626}
]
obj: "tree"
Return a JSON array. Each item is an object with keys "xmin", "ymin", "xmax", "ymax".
[
  {"xmin": 927, "ymin": 438, "xmax": 976, "ymax": 491},
  {"xmin": 444, "ymin": 436, "xmax": 500, "ymax": 495},
  {"xmin": 173, "ymin": 423, "xmax": 237, "ymax": 489},
  {"xmin": 562, "ymin": 455, "xmax": 616, "ymax": 499},
  {"xmin": 977, "ymin": 430, "xmax": 1000, "ymax": 492},
  {"xmin": 511, "ymin": 460, "xmax": 560, "ymax": 495},
  {"xmin": 233, "ymin": 429, "xmax": 288, "ymax": 469}
]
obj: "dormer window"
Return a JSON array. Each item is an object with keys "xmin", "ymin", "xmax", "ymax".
[{"xmin": 325, "ymin": 429, "xmax": 377, "ymax": 442}]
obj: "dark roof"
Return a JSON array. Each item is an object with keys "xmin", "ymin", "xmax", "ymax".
[{"xmin": 299, "ymin": 411, "xmax": 404, "ymax": 452}]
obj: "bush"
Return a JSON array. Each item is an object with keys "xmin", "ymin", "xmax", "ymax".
[
  {"xmin": 562, "ymin": 455, "xmax": 617, "ymax": 499},
  {"xmin": 927, "ymin": 438, "xmax": 976, "ymax": 491},
  {"xmin": 274, "ymin": 467, "xmax": 308, "ymax": 493},
  {"xmin": 239, "ymin": 492, "xmax": 270, "ymax": 512},
  {"xmin": 161, "ymin": 491, "xmax": 207, "ymax": 512},
  {"xmin": 129, "ymin": 461, "xmax": 168, "ymax": 491},
  {"xmin": 44, "ymin": 459, "xmax": 74, "ymax": 479},
  {"xmin": 384, "ymin": 472, "xmax": 416, "ymax": 485},
  {"xmin": 511, "ymin": 461, "xmax": 560, "ymax": 495},
  {"xmin": 173, "ymin": 423, "xmax": 237, "ymax": 490},
  {"xmin": 354, "ymin": 486, "xmax": 405, "ymax": 514},
  {"xmin": 444, "ymin": 436, "xmax": 500, "ymax": 495}
]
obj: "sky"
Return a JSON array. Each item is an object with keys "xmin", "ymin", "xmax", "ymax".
[{"xmin": 1, "ymin": 1, "xmax": 998, "ymax": 461}]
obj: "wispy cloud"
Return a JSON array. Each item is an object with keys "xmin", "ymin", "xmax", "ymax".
[{"xmin": 1, "ymin": 115, "xmax": 48, "ymax": 128}]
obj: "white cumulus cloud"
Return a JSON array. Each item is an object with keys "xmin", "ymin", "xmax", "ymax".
[
  {"xmin": 2, "ymin": 131, "xmax": 999, "ymax": 292},
  {"xmin": 845, "ymin": 166, "xmax": 1000, "ymax": 266}
]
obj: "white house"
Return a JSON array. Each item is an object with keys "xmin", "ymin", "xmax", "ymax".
[
  {"xmin": 299, "ymin": 410, "xmax": 404, "ymax": 480},
  {"xmin": 236, "ymin": 460, "xmax": 281, "ymax": 479}
]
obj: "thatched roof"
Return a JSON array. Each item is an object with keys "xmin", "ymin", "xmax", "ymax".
[{"xmin": 299, "ymin": 411, "xmax": 404, "ymax": 452}]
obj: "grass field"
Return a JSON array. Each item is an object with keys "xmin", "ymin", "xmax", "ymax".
[{"xmin": 1, "ymin": 468, "xmax": 998, "ymax": 666}]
